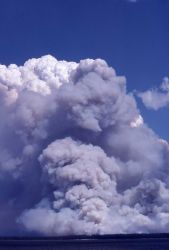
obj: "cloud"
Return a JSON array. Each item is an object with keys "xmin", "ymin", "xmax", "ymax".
[
  {"xmin": 138, "ymin": 77, "xmax": 169, "ymax": 110},
  {"xmin": 0, "ymin": 55, "xmax": 168, "ymax": 236}
]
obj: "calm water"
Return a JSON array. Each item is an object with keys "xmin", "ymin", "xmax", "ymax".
[{"xmin": 0, "ymin": 235, "xmax": 169, "ymax": 250}]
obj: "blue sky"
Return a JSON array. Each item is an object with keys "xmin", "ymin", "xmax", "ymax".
[{"xmin": 0, "ymin": 0, "xmax": 169, "ymax": 139}]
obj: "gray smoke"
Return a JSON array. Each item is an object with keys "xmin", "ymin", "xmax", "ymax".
[{"xmin": 0, "ymin": 55, "xmax": 169, "ymax": 236}]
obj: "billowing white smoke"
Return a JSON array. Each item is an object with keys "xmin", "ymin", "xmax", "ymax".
[
  {"xmin": 0, "ymin": 55, "xmax": 169, "ymax": 236},
  {"xmin": 138, "ymin": 77, "xmax": 169, "ymax": 110}
]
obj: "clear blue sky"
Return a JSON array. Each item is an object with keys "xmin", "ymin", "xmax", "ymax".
[{"xmin": 0, "ymin": 0, "xmax": 169, "ymax": 139}]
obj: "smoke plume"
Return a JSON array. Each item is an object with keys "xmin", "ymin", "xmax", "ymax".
[
  {"xmin": 138, "ymin": 77, "xmax": 169, "ymax": 110},
  {"xmin": 0, "ymin": 55, "xmax": 169, "ymax": 236}
]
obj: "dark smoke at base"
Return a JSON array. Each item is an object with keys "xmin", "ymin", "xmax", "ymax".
[{"xmin": 0, "ymin": 55, "xmax": 169, "ymax": 236}]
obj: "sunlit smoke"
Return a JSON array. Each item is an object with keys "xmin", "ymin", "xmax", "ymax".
[{"xmin": 0, "ymin": 55, "xmax": 168, "ymax": 236}]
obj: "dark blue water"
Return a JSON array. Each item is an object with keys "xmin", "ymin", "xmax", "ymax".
[{"xmin": 0, "ymin": 235, "xmax": 169, "ymax": 250}]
